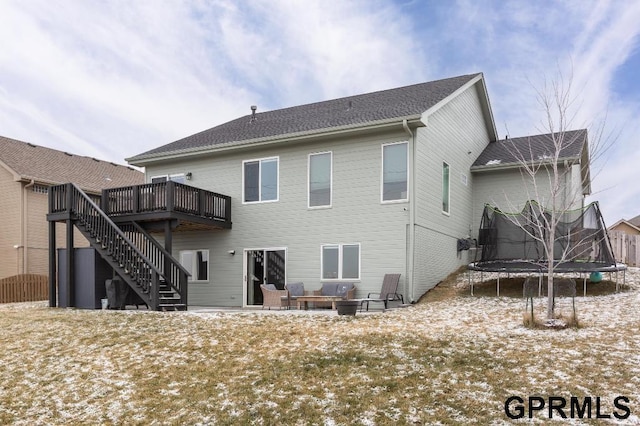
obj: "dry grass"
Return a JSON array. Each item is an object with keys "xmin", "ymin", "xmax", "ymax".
[{"xmin": 1, "ymin": 269, "xmax": 640, "ymax": 424}]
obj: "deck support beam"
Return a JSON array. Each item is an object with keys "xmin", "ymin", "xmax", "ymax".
[{"xmin": 48, "ymin": 220, "xmax": 57, "ymax": 307}]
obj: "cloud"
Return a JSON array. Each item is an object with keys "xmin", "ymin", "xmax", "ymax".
[
  {"xmin": 213, "ymin": 0, "xmax": 426, "ymax": 106},
  {"xmin": 0, "ymin": 0, "xmax": 638, "ymax": 223}
]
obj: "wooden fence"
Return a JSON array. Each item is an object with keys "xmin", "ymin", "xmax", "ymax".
[
  {"xmin": 0, "ymin": 274, "xmax": 48, "ymax": 303},
  {"xmin": 609, "ymin": 231, "xmax": 640, "ymax": 267}
]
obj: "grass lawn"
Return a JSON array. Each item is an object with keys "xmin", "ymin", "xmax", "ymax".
[{"xmin": 1, "ymin": 268, "xmax": 639, "ymax": 425}]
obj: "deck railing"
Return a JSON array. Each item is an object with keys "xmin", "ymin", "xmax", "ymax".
[
  {"xmin": 101, "ymin": 181, "xmax": 231, "ymax": 224},
  {"xmin": 49, "ymin": 183, "xmax": 166, "ymax": 309},
  {"xmin": 119, "ymin": 222, "xmax": 189, "ymax": 305}
]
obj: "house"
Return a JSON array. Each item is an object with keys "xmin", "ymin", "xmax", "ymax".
[
  {"xmin": 48, "ymin": 72, "xmax": 593, "ymax": 310},
  {"xmin": 0, "ymin": 136, "xmax": 144, "ymax": 279},
  {"xmin": 609, "ymin": 216, "xmax": 640, "ymax": 235},
  {"xmin": 608, "ymin": 216, "xmax": 640, "ymax": 266},
  {"xmin": 471, "ymin": 130, "xmax": 590, "ymax": 230}
]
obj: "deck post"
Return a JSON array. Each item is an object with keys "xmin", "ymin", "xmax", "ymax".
[
  {"xmin": 166, "ymin": 181, "xmax": 174, "ymax": 213},
  {"xmin": 48, "ymin": 215, "xmax": 57, "ymax": 307},
  {"xmin": 225, "ymin": 196, "xmax": 231, "ymax": 223},
  {"xmin": 64, "ymin": 185, "xmax": 74, "ymax": 307},
  {"xmin": 101, "ymin": 189, "xmax": 108, "ymax": 214},
  {"xmin": 164, "ymin": 220, "xmax": 173, "ymax": 280}
]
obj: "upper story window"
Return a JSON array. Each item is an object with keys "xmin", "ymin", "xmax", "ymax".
[
  {"xmin": 442, "ymin": 162, "xmax": 450, "ymax": 214},
  {"xmin": 382, "ymin": 142, "xmax": 408, "ymax": 202},
  {"xmin": 308, "ymin": 152, "xmax": 332, "ymax": 208},
  {"xmin": 243, "ymin": 157, "xmax": 279, "ymax": 203},
  {"xmin": 151, "ymin": 174, "xmax": 186, "ymax": 184},
  {"xmin": 180, "ymin": 249, "xmax": 209, "ymax": 282}
]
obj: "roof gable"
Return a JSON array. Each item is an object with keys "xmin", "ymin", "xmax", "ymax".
[
  {"xmin": 0, "ymin": 135, "xmax": 144, "ymax": 193},
  {"xmin": 128, "ymin": 73, "xmax": 484, "ymax": 163},
  {"xmin": 609, "ymin": 219, "xmax": 640, "ymax": 234},
  {"xmin": 471, "ymin": 129, "xmax": 588, "ymax": 169}
]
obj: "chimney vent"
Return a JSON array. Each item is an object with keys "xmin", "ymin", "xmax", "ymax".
[{"xmin": 250, "ymin": 105, "xmax": 257, "ymax": 123}]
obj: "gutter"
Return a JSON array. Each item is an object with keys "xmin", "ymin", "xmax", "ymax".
[
  {"xmin": 470, "ymin": 156, "xmax": 580, "ymax": 173},
  {"xmin": 21, "ymin": 179, "xmax": 35, "ymax": 274},
  {"xmin": 402, "ymin": 119, "xmax": 416, "ymax": 303},
  {"xmin": 128, "ymin": 116, "xmax": 425, "ymax": 166}
]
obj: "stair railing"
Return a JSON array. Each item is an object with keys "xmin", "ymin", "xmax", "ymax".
[
  {"xmin": 119, "ymin": 222, "xmax": 190, "ymax": 305},
  {"xmin": 54, "ymin": 183, "xmax": 164, "ymax": 310}
]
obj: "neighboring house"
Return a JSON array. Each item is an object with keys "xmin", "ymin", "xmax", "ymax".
[
  {"xmin": 116, "ymin": 72, "xmax": 591, "ymax": 308},
  {"xmin": 608, "ymin": 216, "xmax": 640, "ymax": 266},
  {"xmin": 609, "ymin": 216, "xmax": 640, "ymax": 235},
  {"xmin": 0, "ymin": 136, "xmax": 144, "ymax": 279}
]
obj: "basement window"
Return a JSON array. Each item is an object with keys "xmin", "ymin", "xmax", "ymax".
[{"xmin": 180, "ymin": 249, "xmax": 209, "ymax": 282}]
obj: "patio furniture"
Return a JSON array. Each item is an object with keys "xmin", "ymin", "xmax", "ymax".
[
  {"xmin": 260, "ymin": 284, "xmax": 288, "ymax": 310},
  {"xmin": 359, "ymin": 274, "xmax": 403, "ymax": 311},
  {"xmin": 284, "ymin": 282, "xmax": 306, "ymax": 309},
  {"xmin": 296, "ymin": 295, "xmax": 346, "ymax": 310},
  {"xmin": 313, "ymin": 282, "xmax": 356, "ymax": 308}
]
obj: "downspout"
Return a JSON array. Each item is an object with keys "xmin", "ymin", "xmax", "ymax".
[
  {"xmin": 22, "ymin": 179, "xmax": 35, "ymax": 274},
  {"xmin": 402, "ymin": 119, "xmax": 416, "ymax": 303}
]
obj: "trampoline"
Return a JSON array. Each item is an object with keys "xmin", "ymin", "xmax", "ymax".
[{"xmin": 467, "ymin": 200, "xmax": 627, "ymax": 296}]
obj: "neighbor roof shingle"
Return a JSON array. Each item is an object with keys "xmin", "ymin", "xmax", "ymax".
[
  {"xmin": 129, "ymin": 73, "xmax": 482, "ymax": 161},
  {"xmin": 471, "ymin": 129, "xmax": 588, "ymax": 169},
  {"xmin": 0, "ymin": 136, "xmax": 144, "ymax": 193}
]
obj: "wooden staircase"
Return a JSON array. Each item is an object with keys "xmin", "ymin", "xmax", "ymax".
[{"xmin": 50, "ymin": 183, "xmax": 189, "ymax": 311}]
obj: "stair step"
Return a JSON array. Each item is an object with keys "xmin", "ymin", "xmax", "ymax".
[{"xmin": 158, "ymin": 303, "xmax": 187, "ymax": 311}]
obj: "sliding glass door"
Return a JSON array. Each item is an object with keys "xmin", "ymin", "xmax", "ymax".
[{"xmin": 244, "ymin": 248, "xmax": 286, "ymax": 306}]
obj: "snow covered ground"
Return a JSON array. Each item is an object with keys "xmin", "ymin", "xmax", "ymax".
[{"xmin": 1, "ymin": 268, "xmax": 639, "ymax": 424}]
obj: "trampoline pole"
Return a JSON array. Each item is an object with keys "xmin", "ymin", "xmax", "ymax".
[
  {"xmin": 497, "ymin": 274, "xmax": 500, "ymax": 297},
  {"xmin": 538, "ymin": 274, "xmax": 542, "ymax": 297},
  {"xmin": 583, "ymin": 275, "xmax": 586, "ymax": 298}
]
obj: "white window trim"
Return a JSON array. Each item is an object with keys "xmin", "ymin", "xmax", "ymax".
[
  {"xmin": 308, "ymin": 151, "xmax": 333, "ymax": 209},
  {"xmin": 442, "ymin": 161, "xmax": 451, "ymax": 216},
  {"xmin": 242, "ymin": 156, "xmax": 280, "ymax": 204},
  {"xmin": 150, "ymin": 173, "xmax": 185, "ymax": 184},
  {"xmin": 380, "ymin": 141, "xmax": 409, "ymax": 204},
  {"xmin": 180, "ymin": 249, "xmax": 210, "ymax": 283},
  {"xmin": 320, "ymin": 243, "xmax": 361, "ymax": 281}
]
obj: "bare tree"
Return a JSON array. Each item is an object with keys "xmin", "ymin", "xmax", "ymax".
[{"xmin": 498, "ymin": 70, "xmax": 615, "ymax": 322}]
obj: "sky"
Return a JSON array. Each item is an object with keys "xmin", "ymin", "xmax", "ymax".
[{"xmin": 1, "ymin": 0, "xmax": 639, "ymax": 225}]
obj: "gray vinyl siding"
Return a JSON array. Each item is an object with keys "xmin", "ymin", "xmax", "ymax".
[
  {"xmin": 412, "ymin": 84, "xmax": 491, "ymax": 298},
  {"xmin": 145, "ymin": 131, "xmax": 410, "ymax": 306},
  {"xmin": 471, "ymin": 164, "xmax": 580, "ymax": 240}
]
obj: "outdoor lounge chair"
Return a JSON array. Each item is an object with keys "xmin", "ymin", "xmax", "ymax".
[
  {"xmin": 260, "ymin": 284, "xmax": 288, "ymax": 310},
  {"xmin": 359, "ymin": 274, "xmax": 403, "ymax": 311}
]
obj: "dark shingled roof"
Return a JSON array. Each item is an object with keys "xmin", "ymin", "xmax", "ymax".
[
  {"xmin": 129, "ymin": 73, "xmax": 481, "ymax": 161},
  {"xmin": 472, "ymin": 129, "xmax": 588, "ymax": 169},
  {"xmin": 629, "ymin": 214, "xmax": 640, "ymax": 228},
  {"xmin": 0, "ymin": 135, "xmax": 144, "ymax": 193}
]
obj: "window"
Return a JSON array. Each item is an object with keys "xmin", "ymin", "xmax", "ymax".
[
  {"xmin": 151, "ymin": 174, "xmax": 186, "ymax": 184},
  {"xmin": 382, "ymin": 142, "xmax": 408, "ymax": 202},
  {"xmin": 308, "ymin": 152, "xmax": 332, "ymax": 208},
  {"xmin": 321, "ymin": 243, "xmax": 360, "ymax": 280},
  {"xmin": 243, "ymin": 157, "xmax": 278, "ymax": 203},
  {"xmin": 442, "ymin": 162, "xmax": 450, "ymax": 214},
  {"xmin": 180, "ymin": 249, "xmax": 209, "ymax": 282}
]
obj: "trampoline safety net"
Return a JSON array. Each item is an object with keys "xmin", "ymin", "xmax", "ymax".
[{"xmin": 473, "ymin": 200, "xmax": 617, "ymax": 272}]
